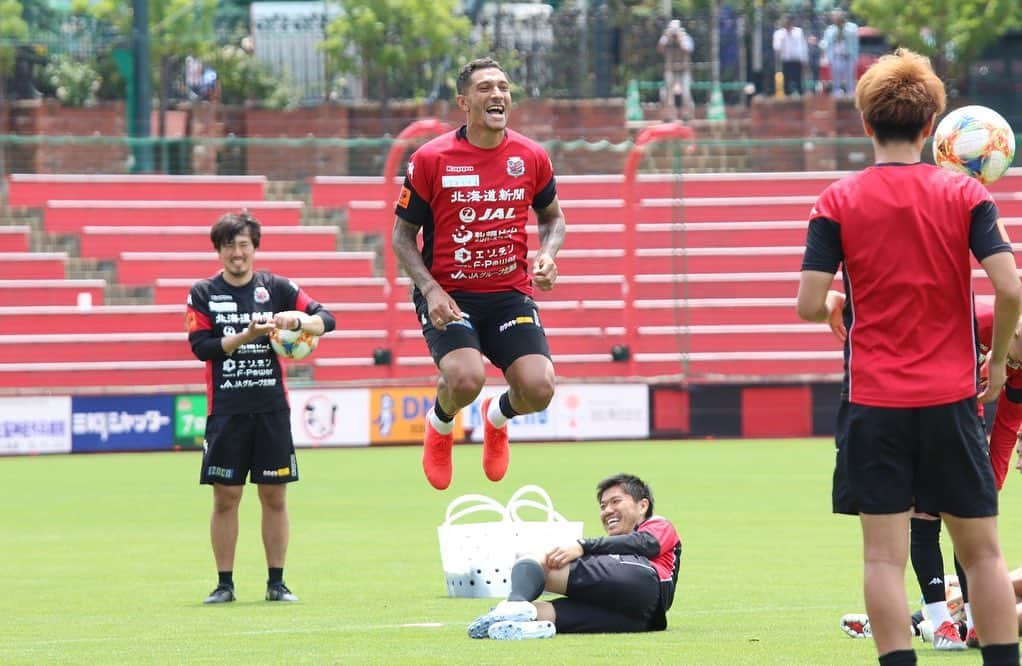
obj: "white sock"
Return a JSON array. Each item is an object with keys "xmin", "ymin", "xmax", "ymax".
[
  {"xmin": 964, "ymin": 602, "xmax": 973, "ymax": 631},
  {"xmin": 428, "ymin": 407, "xmax": 455, "ymax": 435},
  {"xmin": 488, "ymin": 394, "xmax": 509, "ymax": 429},
  {"xmin": 924, "ymin": 601, "xmax": 953, "ymax": 627}
]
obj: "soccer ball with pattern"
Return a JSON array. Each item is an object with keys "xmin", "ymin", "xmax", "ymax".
[
  {"xmin": 933, "ymin": 105, "xmax": 1015, "ymax": 186},
  {"xmin": 269, "ymin": 327, "xmax": 319, "ymax": 360}
]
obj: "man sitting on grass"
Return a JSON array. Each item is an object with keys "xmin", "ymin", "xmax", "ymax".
[{"xmin": 467, "ymin": 473, "xmax": 681, "ymax": 640}]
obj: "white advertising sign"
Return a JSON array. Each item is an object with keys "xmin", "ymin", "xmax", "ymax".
[
  {"xmin": 289, "ymin": 389, "xmax": 369, "ymax": 447},
  {"xmin": 465, "ymin": 384, "xmax": 649, "ymax": 442},
  {"xmin": 0, "ymin": 396, "xmax": 72, "ymax": 455}
]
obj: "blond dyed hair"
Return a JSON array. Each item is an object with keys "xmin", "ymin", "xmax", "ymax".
[{"xmin": 855, "ymin": 48, "xmax": 946, "ymax": 144}]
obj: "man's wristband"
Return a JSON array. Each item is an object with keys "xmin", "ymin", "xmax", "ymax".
[{"xmin": 292, "ymin": 318, "xmax": 303, "ymax": 332}]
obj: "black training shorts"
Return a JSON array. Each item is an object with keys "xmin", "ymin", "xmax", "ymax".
[
  {"xmin": 832, "ymin": 397, "xmax": 997, "ymax": 517},
  {"xmin": 550, "ymin": 554, "xmax": 661, "ymax": 633},
  {"xmin": 200, "ymin": 409, "xmax": 298, "ymax": 485},
  {"xmin": 413, "ymin": 290, "xmax": 551, "ymax": 371}
]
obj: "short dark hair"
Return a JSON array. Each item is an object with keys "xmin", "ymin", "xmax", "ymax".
[
  {"xmin": 456, "ymin": 57, "xmax": 506, "ymax": 95},
  {"xmin": 210, "ymin": 211, "xmax": 261, "ymax": 250},
  {"xmin": 597, "ymin": 473, "xmax": 654, "ymax": 520}
]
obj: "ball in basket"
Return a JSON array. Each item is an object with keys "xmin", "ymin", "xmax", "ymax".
[
  {"xmin": 269, "ymin": 313, "xmax": 319, "ymax": 360},
  {"xmin": 933, "ymin": 105, "xmax": 1015, "ymax": 186}
]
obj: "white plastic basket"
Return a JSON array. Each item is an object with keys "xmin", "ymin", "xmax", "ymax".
[{"xmin": 437, "ymin": 484, "xmax": 584, "ymax": 598}]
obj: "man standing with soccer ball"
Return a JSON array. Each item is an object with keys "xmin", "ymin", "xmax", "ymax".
[
  {"xmin": 187, "ymin": 211, "xmax": 336, "ymax": 604},
  {"xmin": 391, "ymin": 57, "xmax": 567, "ymax": 490},
  {"xmin": 797, "ymin": 48, "xmax": 1021, "ymax": 665}
]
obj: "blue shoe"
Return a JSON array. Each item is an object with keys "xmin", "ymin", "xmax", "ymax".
[
  {"xmin": 488, "ymin": 620, "xmax": 556, "ymax": 640},
  {"xmin": 467, "ymin": 600, "xmax": 536, "ymax": 639}
]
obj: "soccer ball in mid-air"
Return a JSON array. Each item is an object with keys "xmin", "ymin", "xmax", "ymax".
[
  {"xmin": 933, "ymin": 105, "xmax": 1016, "ymax": 186},
  {"xmin": 269, "ymin": 327, "xmax": 319, "ymax": 360}
]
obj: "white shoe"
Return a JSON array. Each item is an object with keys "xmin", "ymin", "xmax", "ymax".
[
  {"xmin": 488, "ymin": 620, "xmax": 556, "ymax": 640},
  {"xmin": 840, "ymin": 613, "xmax": 871, "ymax": 638},
  {"xmin": 918, "ymin": 619, "xmax": 934, "ymax": 643},
  {"xmin": 467, "ymin": 600, "xmax": 537, "ymax": 639}
]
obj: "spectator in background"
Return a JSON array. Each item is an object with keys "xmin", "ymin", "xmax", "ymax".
[
  {"xmin": 657, "ymin": 19, "xmax": 695, "ymax": 122},
  {"xmin": 772, "ymin": 15, "xmax": 808, "ymax": 96},
  {"xmin": 807, "ymin": 34, "xmax": 823, "ymax": 93},
  {"xmin": 822, "ymin": 9, "xmax": 859, "ymax": 97}
]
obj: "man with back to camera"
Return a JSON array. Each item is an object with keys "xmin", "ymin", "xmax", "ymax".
[
  {"xmin": 186, "ymin": 211, "xmax": 336, "ymax": 604},
  {"xmin": 466, "ymin": 473, "xmax": 681, "ymax": 639},
  {"xmin": 391, "ymin": 57, "xmax": 567, "ymax": 490},
  {"xmin": 797, "ymin": 48, "xmax": 1021, "ymax": 665}
]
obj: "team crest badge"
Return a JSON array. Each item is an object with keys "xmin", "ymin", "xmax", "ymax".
[
  {"xmin": 506, "ymin": 156, "xmax": 525, "ymax": 177},
  {"xmin": 254, "ymin": 286, "xmax": 270, "ymax": 304}
]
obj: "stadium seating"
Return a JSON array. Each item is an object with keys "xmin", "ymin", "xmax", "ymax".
[
  {"xmin": 0, "ymin": 225, "xmax": 30, "ymax": 252},
  {"xmin": 152, "ymin": 276, "xmax": 388, "ymax": 305},
  {"xmin": 79, "ymin": 225, "xmax": 339, "ymax": 260},
  {"xmin": 44, "ymin": 200, "xmax": 303, "ymax": 233},
  {"xmin": 0, "ymin": 252, "xmax": 67, "ymax": 279},
  {"xmin": 7, "ymin": 174, "xmax": 267, "ymax": 207},
  {"xmin": 115, "ymin": 251, "xmax": 376, "ymax": 286},
  {"xmin": 4, "ymin": 168, "xmax": 1020, "ymax": 391},
  {"xmin": 0, "ymin": 279, "xmax": 105, "ymax": 306}
]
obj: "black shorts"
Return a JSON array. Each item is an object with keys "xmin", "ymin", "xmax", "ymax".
[
  {"xmin": 832, "ymin": 397, "xmax": 997, "ymax": 517},
  {"xmin": 550, "ymin": 554, "xmax": 661, "ymax": 633},
  {"xmin": 200, "ymin": 409, "xmax": 298, "ymax": 485},
  {"xmin": 413, "ymin": 290, "xmax": 551, "ymax": 371}
]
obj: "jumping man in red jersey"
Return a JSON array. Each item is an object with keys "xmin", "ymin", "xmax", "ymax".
[
  {"xmin": 391, "ymin": 57, "xmax": 567, "ymax": 490},
  {"xmin": 467, "ymin": 473, "xmax": 682, "ymax": 640},
  {"xmin": 797, "ymin": 48, "xmax": 1021, "ymax": 666}
]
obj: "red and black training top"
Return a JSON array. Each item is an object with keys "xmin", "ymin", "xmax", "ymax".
[
  {"xmin": 802, "ymin": 162, "xmax": 1009, "ymax": 408},
  {"xmin": 394, "ymin": 126, "xmax": 556, "ymax": 296}
]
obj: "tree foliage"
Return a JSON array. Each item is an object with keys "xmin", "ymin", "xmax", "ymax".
[
  {"xmin": 851, "ymin": 0, "xmax": 1022, "ymax": 78},
  {"xmin": 0, "ymin": 0, "xmax": 28, "ymax": 83},
  {"xmin": 321, "ymin": 0, "xmax": 473, "ymax": 103}
]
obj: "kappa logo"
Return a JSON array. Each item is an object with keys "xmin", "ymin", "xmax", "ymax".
[
  {"xmin": 506, "ymin": 156, "xmax": 525, "ymax": 177},
  {"xmin": 927, "ymin": 577, "xmax": 943, "ymax": 586}
]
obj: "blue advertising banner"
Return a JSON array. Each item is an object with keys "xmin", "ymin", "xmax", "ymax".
[{"xmin": 71, "ymin": 395, "xmax": 175, "ymax": 452}]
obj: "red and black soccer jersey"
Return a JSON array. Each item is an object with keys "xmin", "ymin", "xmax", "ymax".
[
  {"xmin": 802, "ymin": 163, "xmax": 1010, "ymax": 407},
  {"xmin": 186, "ymin": 270, "xmax": 335, "ymax": 416},
  {"xmin": 579, "ymin": 515, "xmax": 682, "ymax": 626},
  {"xmin": 394, "ymin": 125, "xmax": 556, "ymax": 296},
  {"xmin": 975, "ymin": 295, "xmax": 1022, "ymax": 489}
]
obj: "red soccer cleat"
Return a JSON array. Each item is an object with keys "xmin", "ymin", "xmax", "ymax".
[
  {"xmin": 932, "ymin": 620, "xmax": 967, "ymax": 651},
  {"xmin": 481, "ymin": 396, "xmax": 510, "ymax": 482},
  {"xmin": 965, "ymin": 626, "xmax": 979, "ymax": 648},
  {"xmin": 423, "ymin": 418, "xmax": 454, "ymax": 490}
]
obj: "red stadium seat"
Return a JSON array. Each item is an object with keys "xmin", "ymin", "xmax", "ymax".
[
  {"xmin": 44, "ymin": 200, "xmax": 302, "ymax": 233},
  {"xmin": 0, "ymin": 225, "xmax": 30, "ymax": 252},
  {"xmin": 116, "ymin": 251, "xmax": 376, "ymax": 286},
  {"xmin": 0, "ymin": 252, "xmax": 67, "ymax": 279},
  {"xmin": 79, "ymin": 225, "xmax": 338, "ymax": 260},
  {"xmin": 153, "ymin": 276, "xmax": 387, "ymax": 305},
  {"xmin": 0, "ymin": 279, "xmax": 105, "ymax": 306},
  {"xmin": 7, "ymin": 174, "xmax": 267, "ymax": 207}
]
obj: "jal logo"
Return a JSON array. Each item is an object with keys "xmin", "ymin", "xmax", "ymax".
[
  {"xmin": 459, "ymin": 207, "xmax": 476, "ymax": 223},
  {"xmin": 478, "ymin": 207, "xmax": 514, "ymax": 221},
  {"xmin": 253, "ymin": 286, "xmax": 270, "ymax": 304},
  {"xmin": 507, "ymin": 156, "xmax": 525, "ymax": 177}
]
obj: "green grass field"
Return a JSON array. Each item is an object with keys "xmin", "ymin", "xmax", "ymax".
[{"xmin": 7, "ymin": 438, "xmax": 1022, "ymax": 664}]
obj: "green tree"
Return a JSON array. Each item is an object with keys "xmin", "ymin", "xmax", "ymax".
[
  {"xmin": 320, "ymin": 0, "xmax": 472, "ymax": 105},
  {"xmin": 851, "ymin": 0, "xmax": 1022, "ymax": 78},
  {"xmin": 0, "ymin": 0, "xmax": 28, "ymax": 101},
  {"xmin": 70, "ymin": 0, "xmax": 217, "ymax": 132}
]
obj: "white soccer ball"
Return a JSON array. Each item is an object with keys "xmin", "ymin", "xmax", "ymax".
[
  {"xmin": 269, "ymin": 326, "xmax": 319, "ymax": 360},
  {"xmin": 933, "ymin": 105, "xmax": 1016, "ymax": 186}
]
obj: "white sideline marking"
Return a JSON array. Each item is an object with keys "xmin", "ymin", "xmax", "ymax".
[{"xmin": 7, "ymin": 623, "xmax": 450, "ymax": 647}]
